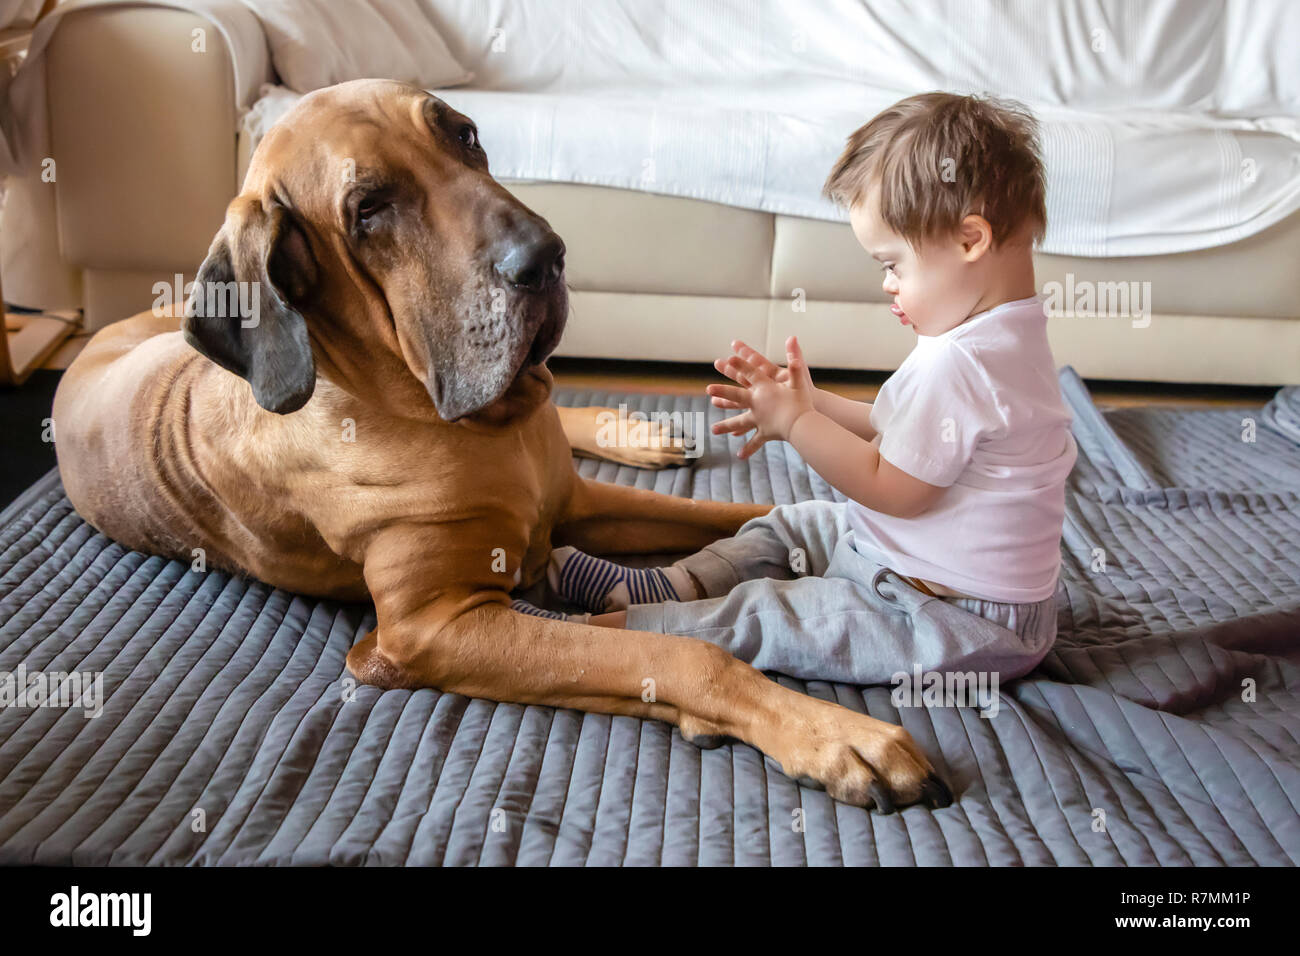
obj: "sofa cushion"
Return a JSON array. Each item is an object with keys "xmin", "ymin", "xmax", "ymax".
[
  {"xmin": 505, "ymin": 183, "xmax": 772, "ymax": 298},
  {"xmin": 557, "ymin": 290, "xmax": 768, "ymax": 363},
  {"xmin": 771, "ymin": 212, "xmax": 1300, "ymax": 320}
]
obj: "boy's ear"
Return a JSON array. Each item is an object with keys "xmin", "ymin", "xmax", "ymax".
[{"xmin": 958, "ymin": 214, "xmax": 994, "ymax": 261}]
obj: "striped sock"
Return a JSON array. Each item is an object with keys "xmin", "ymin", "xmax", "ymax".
[
  {"xmin": 547, "ymin": 547, "xmax": 694, "ymax": 612},
  {"xmin": 509, "ymin": 599, "xmax": 590, "ymax": 624}
]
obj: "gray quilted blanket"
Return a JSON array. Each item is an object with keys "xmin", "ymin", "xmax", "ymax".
[{"xmin": 1, "ymin": 368, "xmax": 1297, "ymax": 865}]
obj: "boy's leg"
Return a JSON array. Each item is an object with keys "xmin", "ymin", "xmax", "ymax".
[
  {"xmin": 550, "ymin": 499, "xmax": 847, "ymax": 612},
  {"xmin": 509, "ymin": 598, "xmax": 590, "ymax": 624},
  {"xmin": 625, "ymin": 536, "xmax": 1057, "ymax": 687},
  {"xmin": 675, "ymin": 498, "xmax": 848, "ymax": 596}
]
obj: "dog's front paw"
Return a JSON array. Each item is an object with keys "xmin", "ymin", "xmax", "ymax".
[
  {"xmin": 605, "ymin": 429, "xmax": 690, "ymax": 469},
  {"xmin": 768, "ymin": 700, "xmax": 953, "ymax": 812},
  {"xmin": 562, "ymin": 404, "xmax": 694, "ymax": 469}
]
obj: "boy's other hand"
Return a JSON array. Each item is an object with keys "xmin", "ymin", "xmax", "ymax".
[{"xmin": 708, "ymin": 337, "xmax": 816, "ymax": 458}]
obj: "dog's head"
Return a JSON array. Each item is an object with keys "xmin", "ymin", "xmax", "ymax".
[{"xmin": 183, "ymin": 79, "xmax": 567, "ymax": 422}]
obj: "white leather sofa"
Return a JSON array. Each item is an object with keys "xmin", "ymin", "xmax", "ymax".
[{"xmin": 7, "ymin": 2, "xmax": 1300, "ymax": 385}]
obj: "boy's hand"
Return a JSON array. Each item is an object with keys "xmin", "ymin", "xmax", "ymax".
[
  {"xmin": 708, "ymin": 336, "xmax": 816, "ymax": 458},
  {"xmin": 711, "ymin": 339, "xmax": 795, "ymax": 397}
]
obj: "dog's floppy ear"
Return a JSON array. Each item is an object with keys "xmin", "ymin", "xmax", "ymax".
[{"xmin": 183, "ymin": 197, "xmax": 318, "ymax": 414}]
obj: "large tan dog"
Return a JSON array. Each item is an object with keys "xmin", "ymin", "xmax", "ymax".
[{"xmin": 53, "ymin": 80, "xmax": 950, "ymax": 811}]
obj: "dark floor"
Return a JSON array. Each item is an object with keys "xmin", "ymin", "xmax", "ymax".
[{"xmin": 0, "ymin": 370, "xmax": 62, "ymax": 510}]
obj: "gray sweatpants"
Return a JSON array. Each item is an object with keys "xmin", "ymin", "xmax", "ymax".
[{"xmin": 624, "ymin": 500, "xmax": 1057, "ymax": 686}]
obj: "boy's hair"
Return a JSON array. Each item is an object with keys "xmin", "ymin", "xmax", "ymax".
[{"xmin": 823, "ymin": 92, "xmax": 1047, "ymax": 248}]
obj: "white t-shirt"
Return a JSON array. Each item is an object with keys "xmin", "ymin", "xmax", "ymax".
[{"xmin": 847, "ymin": 294, "xmax": 1078, "ymax": 603}]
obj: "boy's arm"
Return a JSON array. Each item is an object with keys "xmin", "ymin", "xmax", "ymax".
[
  {"xmin": 713, "ymin": 337, "xmax": 941, "ymax": 518},
  {"xmin": 788, "ymin": 413, "xmax": 942, "ymax": 518},
  {"xmin": 812, "ymin": 389, "xmax": 878, "ymax": 442}
]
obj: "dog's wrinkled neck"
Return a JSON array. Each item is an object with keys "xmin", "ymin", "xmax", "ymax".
[
  {"xmin": 305, "ymin": 322, "xmax": 436, "ymax": 421},
  {"xmin": 456, "ymin": 364, "xmax": 555, "ymax": 430}
]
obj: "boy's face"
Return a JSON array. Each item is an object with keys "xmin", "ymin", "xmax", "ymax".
[{"xmin": 849, "ymin": 184, "xmax": 983, "ymax": 337}]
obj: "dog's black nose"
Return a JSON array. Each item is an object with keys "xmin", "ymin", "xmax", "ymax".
[{"xmin": 494, "ymin": 222, "xmax": 565, "ymax": 292}]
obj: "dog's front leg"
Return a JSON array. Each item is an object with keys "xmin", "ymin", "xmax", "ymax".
[
  {"xmin": 554, "ymin": 476, "xmax": 772, "ymax": 555},
  {"xmin": 347, "ymin": 589, "xmax": 950, "ymax": 811},
  {"xmin": 556, "ymin": 404, "xmax": 689, "ymax": 470}
]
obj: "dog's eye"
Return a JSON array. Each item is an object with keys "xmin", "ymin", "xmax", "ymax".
[
  {"xmin": 458, "ymin": 124, "xmax": 479, "ymax": 150},
  {"xmin": 356, "ymin": 195, "xmax": 387, "ymax": 224}
]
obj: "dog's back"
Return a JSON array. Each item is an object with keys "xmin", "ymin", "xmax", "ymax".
[
  {"xmin": 55, "ymin": 311, "xmax": 203, "ymax": 556},
  {"xmin": 53, "ymin": 309, "xmax": 372, "ymax": 599}
]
